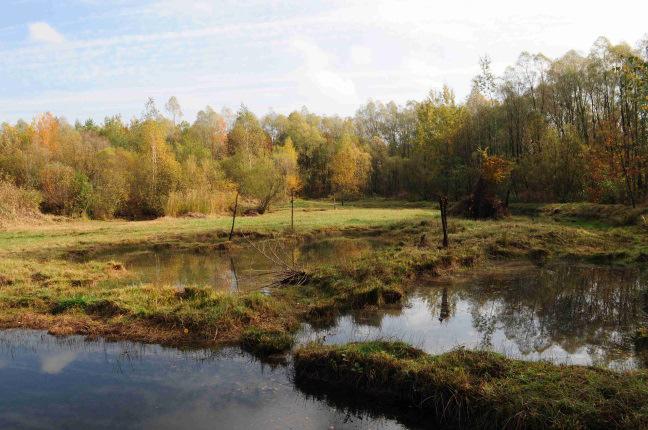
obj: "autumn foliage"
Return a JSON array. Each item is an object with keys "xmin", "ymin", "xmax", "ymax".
[{"xmin": 0, "ymin": 37, "xmax": 646, "ymax": 220}]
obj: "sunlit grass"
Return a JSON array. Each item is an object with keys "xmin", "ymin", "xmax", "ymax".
[
  {"xmin": 0, "ymin": 199, "xmax": 437, "ymax": 255},
  {"xmin": 0, "ymin": 199, "xmax": 646, "ymax": 355}
]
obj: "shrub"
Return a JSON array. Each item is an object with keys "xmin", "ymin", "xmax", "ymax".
[
  {"xmin": 0, "ymin": 180, "xmax": 42, "ymax": 221},
  {"xmin": 165, "ymin": 189, "xmax": 234, "ymax": 216}
]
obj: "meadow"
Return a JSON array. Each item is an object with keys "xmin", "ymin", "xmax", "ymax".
[{"xmin": 1, "ymin": 199, "xmax": 647, "ymax": 427}]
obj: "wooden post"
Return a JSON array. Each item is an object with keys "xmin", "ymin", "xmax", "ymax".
[
  {"xmin": 290, "ymin": 190, "xmax": 294, "ymax": 231},
  {"xmin": 229, "ymin": 190, "xmax": 239, "ymax": 241},
  {"xmin": 439, "ymin": 195, "xmax": 449, "ymax": 248}
]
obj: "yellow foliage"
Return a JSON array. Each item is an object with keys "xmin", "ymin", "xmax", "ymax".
[{"xmin": 330, "ymin": 135, "xmax": 371, "ymax": 198}]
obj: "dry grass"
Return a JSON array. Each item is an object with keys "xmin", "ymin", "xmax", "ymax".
[
  {"xmin": 511, "ymin": 202, "xmax": 648, "ymax": 227},
  {"xmin": 0, "ymin": 200, "xmax": 646, "ymax": 355},
  {"xmin": 165, "ymin": 189, "xmax": 236, "ymax": 217},
  {"xmin": 0, "ymin": 201, "xmax": 435, "ymax": 256},
  {"xmin": 0, "ymin": 180, "xmax": 42, "ymax": 226}
]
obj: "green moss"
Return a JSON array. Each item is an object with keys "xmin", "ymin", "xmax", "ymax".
[
  {"xmin": 51, "ymin": 294, "xmax": 98, "ymax": 314},
  {"xmin": 295, "ymin": 341, "xmax": 648, "ymax": 430}
]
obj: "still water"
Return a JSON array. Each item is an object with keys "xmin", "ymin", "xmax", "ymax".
[
  {"xmin": 0, "ymin": 330, "xmax": 405, "ymax": 429},
  {"xmin": 1, "ymin": 240, "xmax": 647, "ymax": 428},
  {"xmin": 300, "ymin": 263, "xmax": 648, "ymax": 369},
  {"xmin": 98, "ymin": 237, "xmax": 377, "ymax": 291},
  {"xmin": 98, "ymin": 241, "xmax": 647, "ymax": 367}
]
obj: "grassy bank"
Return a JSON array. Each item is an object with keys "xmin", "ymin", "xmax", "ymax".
[
  {"xmin": 510, "ymin": 202, "xmax": 648, "ymax": 228},
  {"xmin": 294, "ymin": 341, "xmax": 648, "ymax": 429},
  {"xmin": 0, "ymin": 200, "xmax": 646, "ymax": 354}
]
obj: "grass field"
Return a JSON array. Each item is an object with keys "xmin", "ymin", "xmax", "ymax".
[
  {"xmin": 0, "ymin": 199, "xmax": 435, "ymax": 256},
  {"xmin": 0, "ymin": 199, "xmax": 646, "ymax": 351},
  {"xmin": 0, "ymin": 200, "xmax": 647, "ymax": 424}
]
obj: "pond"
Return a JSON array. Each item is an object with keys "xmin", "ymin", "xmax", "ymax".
[
  {"xmin": 97, "ymin": 237, "xmax": 378, "ymax": 291},
  {"xmin": 0, "ymin": 330, "xmax": 407, "ymax": 429},
  {"xmin": 2, "ymin": 242, "xmax": 647, "ymax": 428},
  {"xmin": 104, "ymin": 239, "xmax": 647, "ymax": 368},
  {"xmin": 302, "ymin": 263, "xmax": 648, "ymax": 369}
]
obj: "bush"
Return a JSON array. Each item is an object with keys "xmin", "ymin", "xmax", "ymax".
[
  {"xmin": 88, "ymin": 147, "xmax": 131, "ymax": 219},
  {"xmin": 39, "ymin": 162, "xmax": 75, "ymax": 214},
  {"xmin": 165, "ymin": 189, "xmax": 234, "ymax": 216},
  {"xmin": 0, "ymin": 180, "xmax": 42, "ymax": 221}
]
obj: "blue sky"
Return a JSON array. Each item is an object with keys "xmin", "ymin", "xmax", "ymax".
[{"xmin": 1, "ymin": 0, "xmax": 646, "ymax": 123}]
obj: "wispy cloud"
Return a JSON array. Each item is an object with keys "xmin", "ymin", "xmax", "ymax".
[
  {"xmin": 1, "ymin": 0, "xmax": 646, "ymax": 123},
  {"xmin": 28, "ymin": 22, "xmax": 65, "ymax": 44}
]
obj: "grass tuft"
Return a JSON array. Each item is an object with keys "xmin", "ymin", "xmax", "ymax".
[
  {"xmin": 295, "ymin": 341, "xmax": 648, "ymax": 429},
  {"xmin": 240, "ymin": 326, "xmax": 295, "ymax": 356},
  {"xmin": 51, "ymin": 295, "xmax": 95, "ymax": 314}
]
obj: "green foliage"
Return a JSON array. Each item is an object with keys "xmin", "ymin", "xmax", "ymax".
[
  {"xmin": 88, "ymin": 147, "xmax": 131, "ymax": 219},
  {"xmin": 413, "ymin": 86, "xmax": 466, "ymax": 199},
  {"xmin": 227, "ymin": 106, "xmax": 270, "ymax": 157},
  {"xmin": 517, "ymin": 126, "xmax": 587, "ymax": 202},
  {"xmin": 127, "ymin": 120, "xmax": 181, "ymax": 218},
  {"xmin": 70, "ymin": 172, "xmax": 93, "ymax": 216}
]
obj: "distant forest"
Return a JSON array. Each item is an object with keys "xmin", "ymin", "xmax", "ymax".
[{"xmin": 1, "ymin": 37, "xmax": 647, "ymax": 220}]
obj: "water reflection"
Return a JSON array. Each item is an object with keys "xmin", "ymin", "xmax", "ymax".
[
  {"xmin": 101, "ymin": 238, "xmax": 376, "ymax": 292},
  {"xmin": 0, "ymin": 329, "xmax": 404, "ymax": 430},
  {"xmin": 301, "ymin": 264, "xmax": 648, "ymax": 369},
  {"xmin": 1, "ymin": 260, "xmax": 647, "ymax": 428},
  {"xmin": 40, "ymin": 350, "xmax": 77, "ymax": 374}
]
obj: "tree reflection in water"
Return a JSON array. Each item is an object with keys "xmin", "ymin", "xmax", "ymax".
[
  {"xmin": 317, "ymin": 263, "xmax": 648, "ymax": 368},
  {"xmin": 450, "ymin": 264, "xmax": 647, "ymax": 366}
]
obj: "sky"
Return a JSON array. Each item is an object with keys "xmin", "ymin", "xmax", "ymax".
[{"xmin": 1, "ymin": 0, "xmax": 646, "ymax": 124}]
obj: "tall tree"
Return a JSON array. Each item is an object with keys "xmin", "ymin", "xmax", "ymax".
[{"xmin": 165, "ymin": 96, "xmax": 183, "ymax": 125}]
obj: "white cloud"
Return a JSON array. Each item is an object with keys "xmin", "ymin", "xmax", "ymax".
[
  {"xmin": 291, "ymin": 38, "xmax": 359, "ymax": 111},
  {"xmin": 350, "ymin": 45, "xmax": 372, "ymax": 66},
  {"xmin": 28, "ymin": 22, "xmax": 65, "ymax": 44},
  {"xmin": 144, "ymin": 0, "xmax": 216, "ymax": 19}
]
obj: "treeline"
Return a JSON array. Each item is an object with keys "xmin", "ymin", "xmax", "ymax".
[
  {"xmin": 0, "ymin": 37, "xmax": 646, "ymax": 220},
  {"xmin": 355, "ymin": 36, "xmax": 648, "ymax": 206}
]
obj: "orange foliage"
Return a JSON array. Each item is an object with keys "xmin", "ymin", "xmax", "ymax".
[
  {"xmin": 478, "ymin": 149, "xmax": 512, "ymax": 185},
  {"xmin": 34, "ymin": 113, "xmax": 60, "ymax": 151}
]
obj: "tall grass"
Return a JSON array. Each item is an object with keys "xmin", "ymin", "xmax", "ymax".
[
  {"xmin": 165, "ymin": 189, "xmax": 234, "ymax": 216},
  {"xmin": 0, "ymin": 180, "xmax": 42, "ymax": 222}
]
